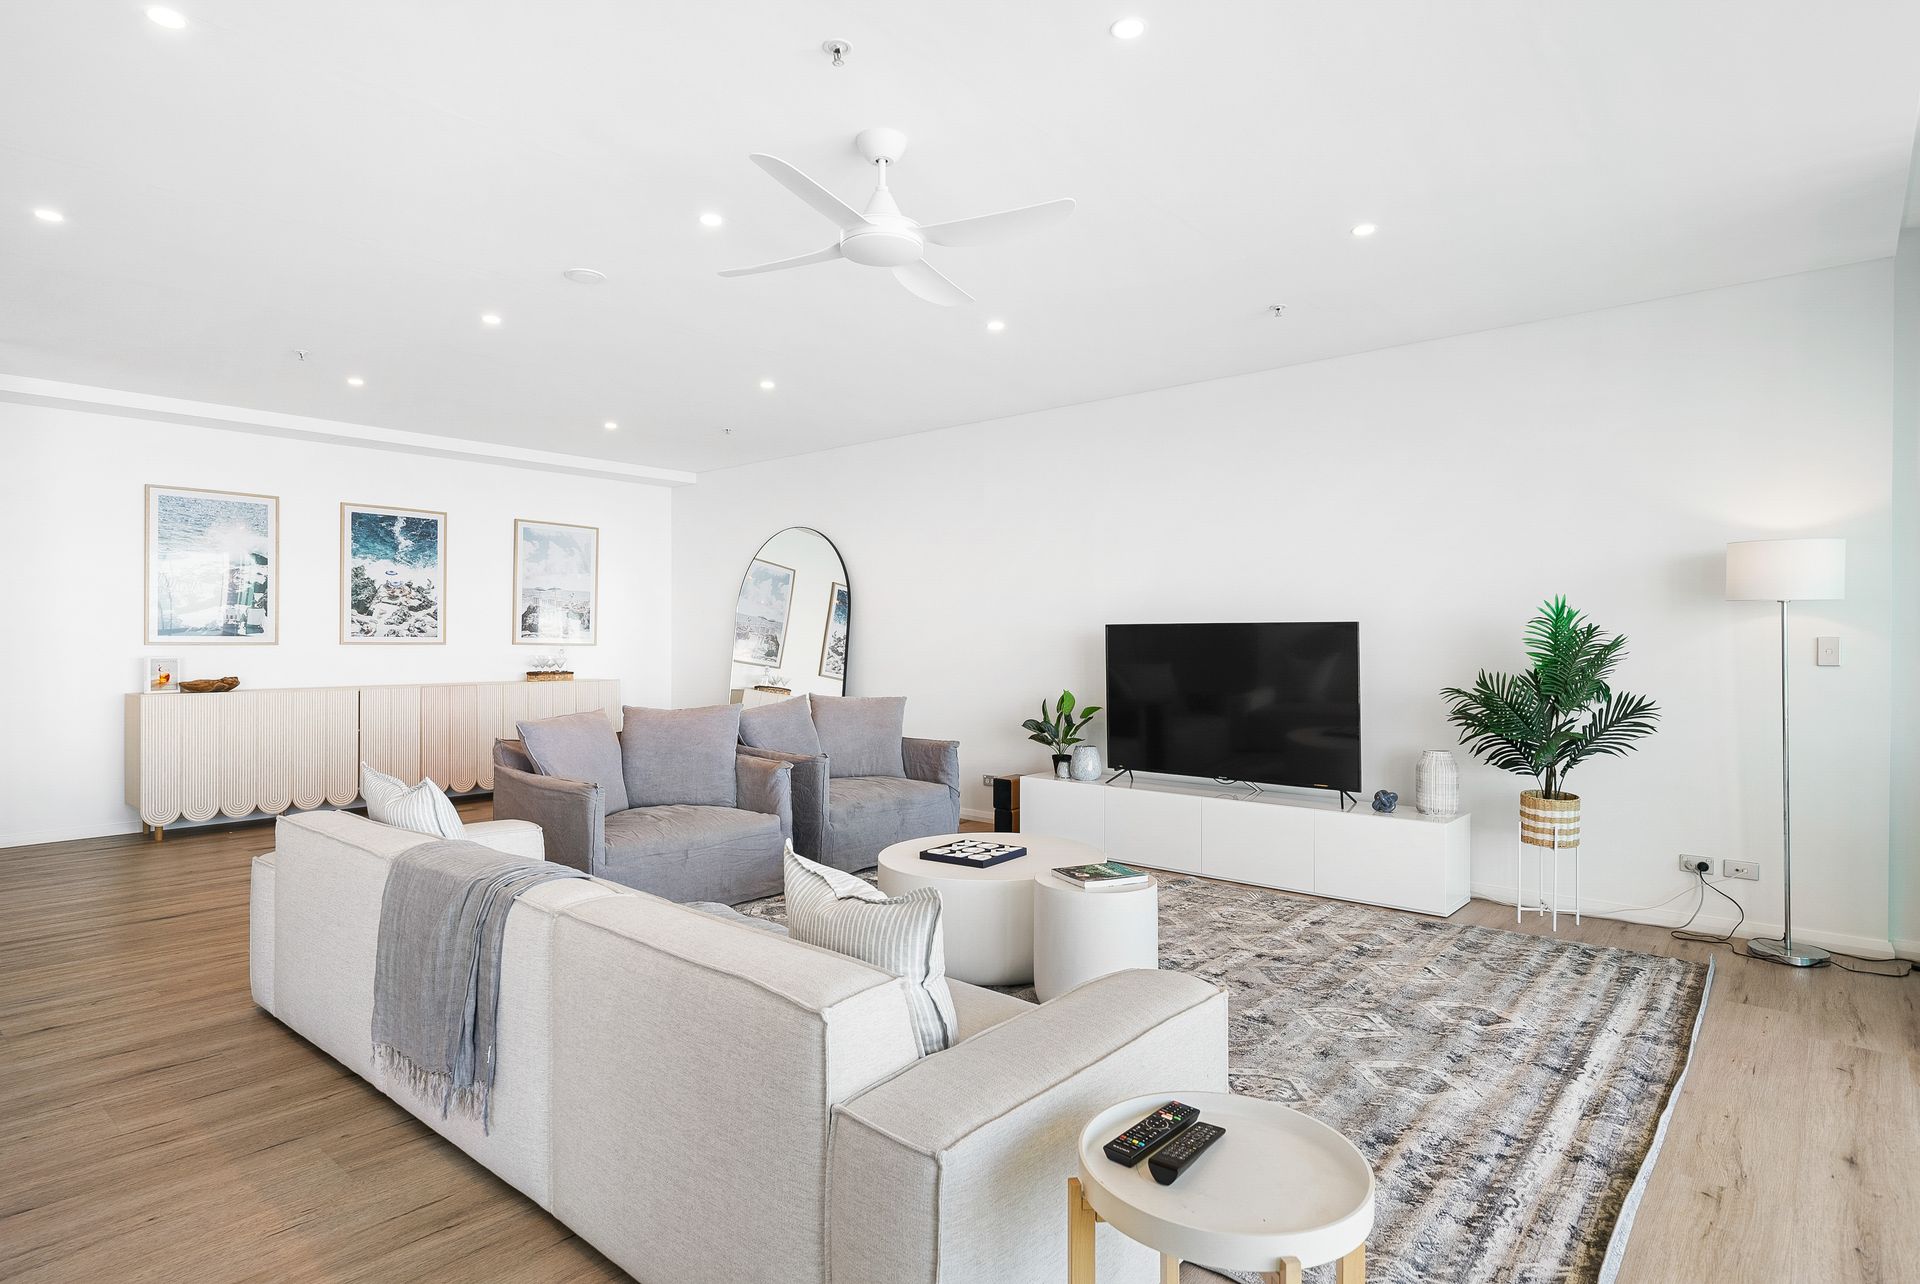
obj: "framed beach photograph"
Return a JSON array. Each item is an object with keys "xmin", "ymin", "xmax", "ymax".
[
  {"xmin": 145, "ymin": 485, "xmax": 279, "ymax": 644},
  {"xmin": 732, "ymin": 557, "xmax": 795, "ymax": 666},
  {"xmin": 818, "ymin": 581, "xmax": 849, "ymax": 680},
  {"xmin": 341, "ymin": 503, "xmax": 447, "ymax": 643},
  {"xmin": 514, "ymin": 519, "xmax": 598, "ymax": 644}
]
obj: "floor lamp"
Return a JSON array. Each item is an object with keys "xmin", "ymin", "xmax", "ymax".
[{"xmin": 1725, "ymin": 537, "xmax": 1846, "ymax": 967}]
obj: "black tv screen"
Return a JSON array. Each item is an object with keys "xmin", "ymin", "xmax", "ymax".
[{"xmin": 1104, "ymin": 622, "xmax": 1361, "ymax": 792}]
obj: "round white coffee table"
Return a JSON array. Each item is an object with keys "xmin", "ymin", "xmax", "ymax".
[
  {"xmin": 875, "ymin": 832, "xmax": 1102, "ymax": 986},
  {"xmin": 1071, "ymin": 1091, "xmax": 1374, "ymax": 1284},
  {"xmin": 1033, "ymin": 870, "xmax": 1159, "ymax": 1002}
]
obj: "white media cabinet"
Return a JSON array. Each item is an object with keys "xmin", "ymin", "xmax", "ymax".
[{"xmin": 1019, "ymin": 772, "xmax": 1472, "ymax": 916}]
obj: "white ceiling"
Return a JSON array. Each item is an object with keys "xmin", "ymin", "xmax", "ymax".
[{"xmin": 4, "ymin": 2, "xmax": 1917, "ymax": 474}]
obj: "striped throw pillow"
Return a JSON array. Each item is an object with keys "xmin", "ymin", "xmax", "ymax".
[
  {"xmin": 783, "ymin": 845, "xmax": 956, "ymax": 1056},
  {"xmin": 360, "ymin": 763, "xmax": 465, "ymax": 840}
]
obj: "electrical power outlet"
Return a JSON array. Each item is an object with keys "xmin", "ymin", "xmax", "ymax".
[
  {"xmin": 981, "ymin": 774, "xmax": 996, "ymax": 788},
  {"xmin": 1677, "ymin": 854, "xmax": 1711, "ymax": 874},
  {"xmin": 1724, "ymin": 859, "xmax": 1760, "ymax": 881}
]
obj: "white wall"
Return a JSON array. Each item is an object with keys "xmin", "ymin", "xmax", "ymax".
[
  {"xmin": 674, "ymin": 262, "xmax": 1897, "ymax": 953},
  {"xmin": 1892, "ymin": 219, "xmax": 1920, "ymax": 953},
  {"xmin": 0, "ymin": 403, "xmax": 673, "ymax": 846}
]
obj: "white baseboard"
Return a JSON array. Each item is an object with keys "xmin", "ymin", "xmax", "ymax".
[
  {"xmin": 1470, "ymin": 880, "xmax": 1898, "ymax": 960},
  {"xmin": 959, "ymin": 807, "xmax": 993, "ymax": 824},
  {"xmin": 2, "ymin": 820, "xmax": 146, "ymax": 849}
]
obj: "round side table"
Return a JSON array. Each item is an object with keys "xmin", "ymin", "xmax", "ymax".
[
  {"xmin": 875, "ymin": 832, "xmax": 1103, "ymax": 986},
  {"xmin": 1071, "ymin": 1091, "xmax": 1374, "ymax": 1284},
  {"xmin": 1032, "ymin": 871, "xmax": 1159, "ymax": 1002}
]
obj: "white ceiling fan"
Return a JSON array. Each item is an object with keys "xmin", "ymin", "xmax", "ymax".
[{"xmin": 719, "ymin": 127, "xmax": 1075, "ymax": 307}]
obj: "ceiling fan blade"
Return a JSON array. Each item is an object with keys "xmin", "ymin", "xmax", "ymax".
[
  {"xmin": 892, "ymin": 259, "xmax": 973, "ymax": 307},
  {"xmin": 749, "ymin": 154, "xmax": 867, "ymax": 230},
  {"xmin": 717, "ymin": 243, "xmax": 845, "ymax": 278},
  {"xmin": 918, "ymin": 198, "xmax": 1076, "ymax": 248}
]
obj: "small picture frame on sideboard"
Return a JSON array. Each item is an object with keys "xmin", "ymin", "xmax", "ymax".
[{"xmin": 145, "ymin": 657, "xmax": 181, "ymax": 693}]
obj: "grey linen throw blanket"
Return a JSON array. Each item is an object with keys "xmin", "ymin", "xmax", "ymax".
[{"xmin": 371, "ymin": 839, "xmax": 588, "ymax": 1131}]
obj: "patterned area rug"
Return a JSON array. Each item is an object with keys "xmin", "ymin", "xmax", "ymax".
[{"xmin": 741, "ymin": 875, "xmax": 1710, "ymax": 1284}]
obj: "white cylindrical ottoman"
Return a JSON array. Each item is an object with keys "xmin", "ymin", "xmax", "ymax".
[{"xmin": 1033, "ymin": 871, "xmax": 1159, "ymax": 1002}]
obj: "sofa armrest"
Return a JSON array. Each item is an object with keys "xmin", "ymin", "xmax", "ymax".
[
  {"xmin": 828, "ymin": 969, "xmax": 1228, "ymax": 1283},
  {"xmin": 735, "ymin": 752, "xmax": 794, "ymax": 840},
  {"xmin": 491, "ymin": 762, "xmax": 604, "ymax": 874},
  {"xmin": 738, "ymin": 745, "xmax": 829, "ymax": 861},
  {"xmin": 902, "ymin": 737, "xmax": 961, "ymax": 803}
]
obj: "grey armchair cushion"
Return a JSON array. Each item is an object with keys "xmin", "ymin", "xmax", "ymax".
[
  {"xmin": 600, "ymin": 805, "xmax": 785, "ymax": 903},
  {"xmin": 620, "ymin": 704, "xmax": 742, "ymax": 808},
  {"xmin": 823, "ymin": 776, "xmax": 961, "ymax": 872},
  {"xmin": 516, "ymin": 711, "xmax": 629, "ymax": 813},
  {"xmin": 738, "ymin": 695, "xmax": 822, "ymax": 757},
  {"xmin": 810, "ymin": 695, "xmax": 907, "ymax": 779}
]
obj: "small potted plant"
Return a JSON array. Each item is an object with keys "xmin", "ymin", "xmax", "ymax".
[
  {"xmin": 1440, "ymin": 596, "xmax": 1660, "ymax": 850},
  {"xmin": 1023, "ymin": 690, "xmax": 1101, "ymax": 779}
]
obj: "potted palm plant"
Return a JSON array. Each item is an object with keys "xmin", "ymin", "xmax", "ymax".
[
  {"xmin": 1023, "ymin": 690, "xmax": 1101, "ymax": 779},
  {"xmin": 1440, "ymin": 597, "xmax": 1660, "ymax": 850}
]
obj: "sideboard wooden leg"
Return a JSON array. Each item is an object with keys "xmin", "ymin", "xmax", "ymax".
[
  {"xmin": 152, "ymin": 825, "xmax": 165, "ymax": 843},
  {"xmin": 1068, "ymin": 1178, "xmax": 1098, "ymax": 1284},
  {"xmin": 1336, "ymin": 1244, "xmax": 1366, "ymax": 1282}
]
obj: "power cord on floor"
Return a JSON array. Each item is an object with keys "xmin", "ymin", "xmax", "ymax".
[
  {"xmin": 1662, "ymin": 868, "xmax": 1916, "ymax": 976},
  {"xmin": 1671, "ymin": 868, "xmax": 1743, "ymax": 945}
]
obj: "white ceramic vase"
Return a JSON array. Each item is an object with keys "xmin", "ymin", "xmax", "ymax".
[
  {"xmin": 1069, "ymin": 745, "xmax": 1103, "ymax": 781},
  {"xmin": 1415, "ymin": 750, "xmax": 1460, "ymax": 817}
]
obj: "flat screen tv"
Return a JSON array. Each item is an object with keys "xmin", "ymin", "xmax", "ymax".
[{"xmin": 1104, "ymin": 622, "xmax": 1361, "ymax": 792}]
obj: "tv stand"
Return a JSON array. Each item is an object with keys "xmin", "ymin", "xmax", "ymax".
[{"xmin": 1019, "ymin": 772, "xmax": 1471, "ymax": 917}]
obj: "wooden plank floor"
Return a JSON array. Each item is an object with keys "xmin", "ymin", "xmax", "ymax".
[{"xmin": 2, "ymin": 805, "xmax": 1915, "ymax": 1282}]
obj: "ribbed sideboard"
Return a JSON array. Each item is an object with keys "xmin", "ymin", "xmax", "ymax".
[{"xmin": 125, "ymin": 679, "xmax": 622, "ymax": 835}]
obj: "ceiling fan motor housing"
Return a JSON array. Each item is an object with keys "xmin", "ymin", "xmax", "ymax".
[{"xmin": 840, "ymin": 220, "xmax": 925, "ymax": 266}]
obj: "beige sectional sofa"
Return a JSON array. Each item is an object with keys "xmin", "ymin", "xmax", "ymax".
[{"xmin": 250, "ymin": 811, "xmax": 1229, "ymax": 1284}]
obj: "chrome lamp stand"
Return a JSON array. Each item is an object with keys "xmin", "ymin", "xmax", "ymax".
[{"xmin": 1746, "ymin": 598, "xmax": 1829, "ymax": 968}]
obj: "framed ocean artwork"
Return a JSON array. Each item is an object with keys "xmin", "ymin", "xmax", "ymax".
[
  {"xmin": 144, "ymin": 485, "xmax": 279, "ymax": 644},
  {"xmin": 818, "ymin": 581, "xmax": 849, "ymax": 680},
  {"xmin": 732, "ymin": 557, "xmax": 794, "ymax": 666},
  {"xmin": 514, "ymin": 519, "xmax": 598, "ymax": 644},
  {"xmin": 341, "ymin": 503, "xmax": 447, "ymax": 643}
]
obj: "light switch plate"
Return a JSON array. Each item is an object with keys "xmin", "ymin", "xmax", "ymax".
[{"xmin": 1816, "ymin": 636, "xmax": 1840, "ymax": 667}]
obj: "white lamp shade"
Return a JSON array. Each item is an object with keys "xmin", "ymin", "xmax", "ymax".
[{"xmin": 1725, "ymin": 538, "xmax": 1846, "ymax": 601}]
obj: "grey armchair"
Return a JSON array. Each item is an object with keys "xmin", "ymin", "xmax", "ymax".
[
  {"xmin": 736, "ymin": 695, "xmax": 960, "ymax": 872},
  {"xmin": 492, "ymin": 707, "xmax": 794, "ymax": 903}
]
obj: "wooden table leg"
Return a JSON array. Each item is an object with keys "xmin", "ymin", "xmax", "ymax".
[
  {"xmin": 1260, "ymin": 1260, "xmax": 1302, "ymax": 1284},
  {"xmin": 1160, "ymin": 1253, "xmax": 1181, "ymax": 1284},
  {"xmin": 1335, "ymin": 1244, "xmax": 1365, "ymax": 1282},
  {"xmin": 1067, "ymin": 1178, "xmax": 1098, "ymax": 1284}
]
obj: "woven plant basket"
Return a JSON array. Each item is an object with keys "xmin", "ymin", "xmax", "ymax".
[{"xmin": 1519, "ymin": 789, "xmax": 1581, "ymax": 849}]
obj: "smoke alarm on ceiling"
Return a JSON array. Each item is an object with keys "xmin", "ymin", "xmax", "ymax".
[{"xmin": 562, "ymin": 268, "xmax": 607, "ymax": 285}]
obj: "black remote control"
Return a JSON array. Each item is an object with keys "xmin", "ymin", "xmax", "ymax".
[
  {"xmin": 1102, "ymin": 1101, "xmax": 1200, "ymax": 1166},
  {"xmin": 1147, "ymin": 1121, "xmax": 1225, "ymax": 1185}
]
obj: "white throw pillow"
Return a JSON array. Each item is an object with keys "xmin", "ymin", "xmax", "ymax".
[
  {"xmin": 782, "ymin": 845, "xmax": 956, "ymax": 1056},
  {"xmin": 359, "ymin": 763, "xmax": 465, "ymax": 839}
]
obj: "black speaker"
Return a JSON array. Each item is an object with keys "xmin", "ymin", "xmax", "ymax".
[{"xmin": 990, "ymin": 776, "xmax": 1020, "ymax": 832}]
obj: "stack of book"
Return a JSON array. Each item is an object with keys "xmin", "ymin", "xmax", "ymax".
[{"xmin": 1052, "ymin": 861, "xmax": 1151, "ymax": 891}]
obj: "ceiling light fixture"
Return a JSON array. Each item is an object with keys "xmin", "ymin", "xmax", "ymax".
[
  {"xmin": 1109, "ymin": 17, "xmax": 1146, "ymax": 39},
  {"xmin": 145, "ymin": 6, "xmax": 187, "ymax": 29},
  {"xmin": 699, "ymin": 212, "xmax": 724, "ymax": 228},
  {"xmin": 1351, "ymin": 222, "xmax": 1378, "ymax": 238},
  {"xmin": 562, "ymin": 267, "xmax": 606, "ymax": 284},
  {"xmin": 346, "ymin": 376, "xmax": 365, "ymax": 387},
  {"xmin": 759, "ymin": 379, "xmax": 776, "ymax": 391},
  {"xmin": 481, "ymin": 313, "xmax": 502, "ymax": 326},
  {"xmin": 986, "ymin": 319, "xmax": 1006, "ymax": 332},
  {"xmin": 33, "ymin": 208, "xmax": 64, "ymax": 223},
  {"xmin": 603, "ymin": 421, "xmax": 618, "ymax": 431}
]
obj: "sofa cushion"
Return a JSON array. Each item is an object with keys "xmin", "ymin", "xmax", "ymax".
[
  {"xmin": 517, "ymin": 711, "xmax": 629, "ymax": 814},
  {"xmin": 825, "ymin": 776, "xmax": 960, "ymax": 870},
  {"xmin": 810, "ymin": 695, "xmax": 906, "ymax": 779},
  {"xmin": 620, "ymin": 704, "xmax": 741, "ymax": 809},
  {"xmin": 601, "ymin": 805, "xmax": 784, "ymax": 903},
  {"xmin": 784, "ymin": 847, "xmax": 956, "ymax": 1056},
  {"xmin": 738, "ymin": 695, "xmax": 823, "ymax": 758},
  {"xmin": 359, "ymin": 763, "xmax": 464, "ymax": 838}
]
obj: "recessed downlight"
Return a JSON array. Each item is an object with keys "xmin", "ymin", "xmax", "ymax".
[
  {"xmin": 1109, "ymin": 17, "xmax": 1146, "ymax": 39},
  {"xmin": 986, "ymin": 319, "xmax": 1006, "ymax": 332},
  {"xmin": 759, "ymin": 379, "xmax": 776, "ymax": 391},
  {"xmin": 603, "ymin": 421, "xmax": 618, "ymax": 431},
  {"xmin": 1350, "ymin": 222, "xmax": 1378, "ymax": 238},
  {"xmin": 145, "ymin": 6, "xmax": 187, "ymax": 29},
  {"xmin": 480, "ymin": 313, "xmax": 502, "ymax": 326},
  {"xmin": 699, "ymin": 211, "xmax": 724, "ymax": 228},
  {"xmin": 346, "ymin": 376, "xmax": 365, "ymax": 387},
  {"xmin": 33, "ymin": 208, "xmax": 64, "ymax": 223},
  {"xmin": 562, "ymin": 267, "xmax": 606, "ymax": 284}
]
